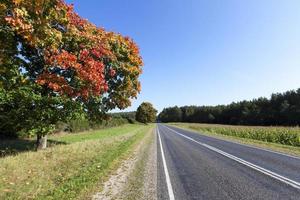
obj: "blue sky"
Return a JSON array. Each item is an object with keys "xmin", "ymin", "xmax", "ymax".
[{"xmin": 67, "ymin": 0, "xmax": 300, "ymax": 112}]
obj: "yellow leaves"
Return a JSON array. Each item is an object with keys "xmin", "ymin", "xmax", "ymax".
[
  {"xmin": 2, "ymin": 0, "xmax": 143, "ymax": 111},
  {"xmin": 21, "ymin": 77, "xmax": 27, "ymax": 84},
  {"xmin": 5, "ymin": 7, "xmax": 34, "ymax": 45},
  {"xmin": 0, "ymin": 3, "xmax": 7, "ymax": 14},
  {"xmin": 14, "ymin": 7, "xmax": 28, "ymax": 17},
  {"xmin": 13, "ymin": 0, "xmax": 23, "ymax": 5}
]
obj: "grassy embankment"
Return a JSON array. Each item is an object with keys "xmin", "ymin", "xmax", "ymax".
[
  {"xmin": 169, "ymin": 123, "xmax": 300, "ymax": 157},
  {"xmin": 0, "ymin": 124, "xmax": 154, "ymax": 200}
]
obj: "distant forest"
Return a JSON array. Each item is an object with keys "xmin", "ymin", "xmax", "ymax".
[{"xmin": 158, "ymin": 88, "xmax": 300, "ymax": 126}]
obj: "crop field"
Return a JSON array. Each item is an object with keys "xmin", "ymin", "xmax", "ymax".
[
  {"xmin": 0, "ymin": 124, "xmax": 153, "ymax": 200},
  {"xmin": 170, "ymin": 123, "xmax": 300, "ymax": 147}
]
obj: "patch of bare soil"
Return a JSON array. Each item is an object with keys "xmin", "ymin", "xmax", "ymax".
[{"xmin": 92, "ymin": 128, "xmax": 156, "ymax": 200}]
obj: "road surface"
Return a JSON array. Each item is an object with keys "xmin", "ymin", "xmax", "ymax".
[{"xmin": 156, "ymin": 124, "xmax": 300, "ymax": 200}]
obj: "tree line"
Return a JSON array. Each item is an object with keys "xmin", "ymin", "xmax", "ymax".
[{"xmin": 158, "ymin": 88, "xmax": 300, "ymax": 126}]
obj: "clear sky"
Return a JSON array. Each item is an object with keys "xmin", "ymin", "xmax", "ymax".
[{"xmin": 67, "ymin": 0, "xmax": 300, "ymax": 112}]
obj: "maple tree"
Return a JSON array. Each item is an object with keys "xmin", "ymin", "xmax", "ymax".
[{"xmin": 0, "ymin": 0, "xmax": 143, "ymax": 149}]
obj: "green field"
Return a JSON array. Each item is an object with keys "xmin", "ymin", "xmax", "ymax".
[
  {"xmin": 170, "ymin": 123, "xmax": 300, "ymax": 156},
  {"xmin": 0, "ymin": 124, "xmax": 153, "ymax": 200}
]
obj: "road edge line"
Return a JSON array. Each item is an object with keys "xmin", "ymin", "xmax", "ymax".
[
  {"xmin": 163, "ymin": 125, "xmax": 300, "ymax": 190},
  {"xmin": 157, "ymin": 125, "xmax": 175, "ymax": 200},
  {"xmin": 169, "ymin": 125, "xmax": 300, "ymax": 160}
]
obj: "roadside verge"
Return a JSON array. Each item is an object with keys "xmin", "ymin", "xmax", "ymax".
[{"xmin": 92, "ymin": 126, "xmax": 157, "ymax": 200}]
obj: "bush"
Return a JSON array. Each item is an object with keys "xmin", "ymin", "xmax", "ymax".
[{"xmin": 53, "ymin": 116, "xmax": 131, "ymax": 134}]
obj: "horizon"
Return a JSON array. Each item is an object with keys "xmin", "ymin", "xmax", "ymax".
[
  {"xmin": 109, "ymin": 87, "xmax": 300, "ymax": 113},
  {"xmin": 67, "ymin": 0, "xmax": 300, "ymax": 112}
]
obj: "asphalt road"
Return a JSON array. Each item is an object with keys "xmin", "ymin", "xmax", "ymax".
[{"xmin": 156, "ymin": 124, "xmax": 300, "ymax": 200}]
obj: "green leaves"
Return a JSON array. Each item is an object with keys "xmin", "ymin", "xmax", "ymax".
[
  {"xmin": 1, "ymin": 0, "xmax": 143, "ymax": 139},
  {"xmin": 136, "ymin": 102, "xmax": 157, "ymax": 124}
]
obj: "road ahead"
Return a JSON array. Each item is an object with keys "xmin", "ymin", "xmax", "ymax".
[{"xmin": 156, "ymin": 124, "xmax": 300, "ymax": 200}]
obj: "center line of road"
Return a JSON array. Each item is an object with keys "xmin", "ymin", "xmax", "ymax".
[
  {"xmin": 157, "ymin": 126, "xmax": 175, "ymax": 200},
  {"xmin": 163, "ymin": 125, "xmax": 300, "ymax": 190}
]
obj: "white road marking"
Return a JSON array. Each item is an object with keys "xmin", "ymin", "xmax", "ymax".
[
  {"xmin": 172, "ymin": 126, "xmax": 300, "ymax": 160},
  {"xmin": 163, "ymin": 125, "xmax": 300, "ymax": 190},
  {"xmin": 157, "ymin": 126, "xmax": 175, "ymax": 200},
  {"xmin": 219, "ymin": 139, "xmax": 300, "ymax": 160}
]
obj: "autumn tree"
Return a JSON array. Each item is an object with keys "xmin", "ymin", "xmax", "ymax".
[
  {"xmin": 0, "ymin": 0, "xmax": 143, "ymax": 149},
  {"xmin": 136, "ymin": 102, "xmax": 157, "ymax": 124}
]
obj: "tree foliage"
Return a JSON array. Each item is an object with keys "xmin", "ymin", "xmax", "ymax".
[
  {"xmin": 110, "ymin": 111, "xmax": 137, "ymax": 123},
  {"xmin": 136, "ymin": 102, "xmax": 157, "ymax": 124},
  {"xmin": 0, "ymin": 0, "xmax": 143, "ymax": 146},
  {"xmin": 157, "ymin": 106, "xmax": 182, "ymax": 122},
  {"xmin": 158, "ymin": 89, "xmax": 300, "ymax": 126}
]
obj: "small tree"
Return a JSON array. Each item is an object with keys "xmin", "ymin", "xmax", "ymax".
[{"xmin": 136, "ymin": 102, "xmax": 157, "ymax": 124}]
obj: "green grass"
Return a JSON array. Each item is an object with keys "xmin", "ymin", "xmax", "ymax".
[
  {"xmin": 0, "ymin": 124, "xmax": 153, "ymax": 200},
  {"xmin": 0, "ymin": 124, "xmax": 143, "ymax": 157},
  {"xmin": 119, "ymin": 128, "xmax": 154, "ymax": 200},
  {"xmin": 170, "ymin": 123, "xmax": 300, "ymax": 157},
  {"xmin": 48, "ymin": 124, "xmax": 144, "ymax": 143}
]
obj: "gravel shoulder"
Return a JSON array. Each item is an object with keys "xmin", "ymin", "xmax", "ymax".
[{"xmin": 92, "ymin": 126, "xmax": 157, "ymax": 200}]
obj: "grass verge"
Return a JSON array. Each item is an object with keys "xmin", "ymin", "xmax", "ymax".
[
  {"xmin": 119, "ymin": 128, "xmax": 155, "ymax": 200},
  {"xmin": 169, "ymin": 123, "xmax": 300, "ymax": 157},
  {"xmin": 0, "ymin": 124, "xmax": 152, "ymax": 200},
  {"xmin": 0, "ymin": 124, "xmax": 142, "ymax": 157}
]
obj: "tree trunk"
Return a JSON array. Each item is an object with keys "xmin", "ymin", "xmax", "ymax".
[{"xmin": 36, "ymin": 135, "xmax": 47, "ymax": 150}]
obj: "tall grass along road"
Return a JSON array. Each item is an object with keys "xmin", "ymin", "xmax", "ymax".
[
  {"xmin": 0, "ymin": 124, "xmax": 152, "ymax": 200},
  {"xmin": 157, "ymin": 124, "xmax": 300, "ymax": 200}
]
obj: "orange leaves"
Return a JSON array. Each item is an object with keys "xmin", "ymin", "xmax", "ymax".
[
  {"xmin": 4, "ymin": 8, "xmax": 34, "ymax": 43},
  {"xmin": 39, "ymin": 47, "xmax": 108, "ymax": 100},
  {"xmin": 12, "ymin": 0, "xmax": 23, "ymax": 5},
  {"xmin": 3, "ymin": 0, "xmax": 144, "ymax": 110},
  {"xmin": 47, "ymin": 50, "xmax": 78, "ymax": 70},
  {"xmin": 65, "ymin": 3, "xmax": 88, "ymax": 31},
  {"xmin": 37, "ymin": 72, "xmax": 73, "ymax": 96},
  {"xmin": 3, "ymin": 0, "xmax": 68, "ymax": 48}
]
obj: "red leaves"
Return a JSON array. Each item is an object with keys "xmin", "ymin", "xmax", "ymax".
[
  {"xmin": 46, "ymin": 50, "xmax": 78, "ymax": 69},
  {"xmin": 65, "ymin": 3, "xmax": 87, "ymax": 30},
  {"xmin": 91, "ymin": 48, "xmax": 103, "ymax": 58},
  {"xmin": 109, "ymin": 68, "xmax": 116, "ymax": 77},
  {"xmin": 79, "ymin": 49, "xmax": 89, "ymax": 60},
  {"xmin": 4, "ymin": 0, "xmax": 144, "ymax": 108},
  {"xmin": 39, "ymin": 47, "xmax": 108, "ymax": 100},
  {"xmin": 37, "ymin": 72, "xmax": 73, "ymax": 96}
]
